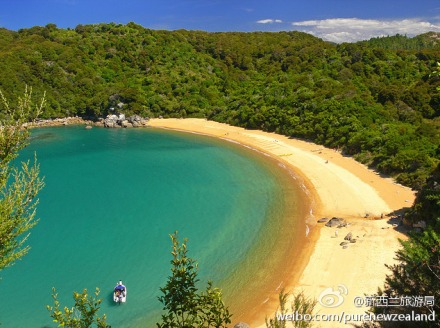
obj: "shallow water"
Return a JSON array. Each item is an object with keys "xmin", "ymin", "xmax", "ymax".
[{"xmin": 0, "ymin": 126, "xmax": 307, "ymax": 327}]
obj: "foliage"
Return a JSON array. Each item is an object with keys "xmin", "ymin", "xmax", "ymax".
[
  {"xmin": 265, "ymin": 289, "xmax": 316, "ymax": 328},
  {"xmin": 360, "ymin": 59, "xmax": 440, "ymax": 328},
  {"xmin": 406, "ymin": 163, "xmax": 440, "ymax": 226},
  {"xmin": 0, "ymin": 87, "xmax": 45, "ymax": 271},
  {"xmin": 157, "ymin": 231, "xmax": 231, "ymax": 328},
  {"xmin": 1, "ymin": 25, "xmax": 440, "ymax": 188},
  {"xmin": 430, "ymin": 62, "xmax": 440, "ymax": 91},
  {"xmin": 365, "ymin": 221, "xmax": 440, "ymax": 327},
  {"xmin": 47, "ymin": 287, "xmax": 110, "ymax": 328}
]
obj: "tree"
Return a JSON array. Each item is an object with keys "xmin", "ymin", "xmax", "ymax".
[
  {"xmin": 365, "ymin": 221, "xmax": 440, "ymax": 327},
  {"xmin": 47, "ymin": 287, "xmax": 110, "ymax": 328},
  {"xmin": 157, "ymin": 231, "xmax": 232, "ymax": 328},
  {"xmin": 265, "ymin": 289, "xmax": 316, "ymax": 328},
  {"xmin": 430, "ymin": 62, "xmax": 440, "ymax": 92},
  {"xmin": 0, "ymin": 87, "xmax": 45, "ymax": 271},
  {"xmin": 359, "ymin": 61, "xmax": 440, "ymax": 328}
]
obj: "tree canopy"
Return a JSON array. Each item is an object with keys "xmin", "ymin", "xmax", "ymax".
[{"xmin": 0, "ymin": 24, "xmax": 439, "ymax": 188}]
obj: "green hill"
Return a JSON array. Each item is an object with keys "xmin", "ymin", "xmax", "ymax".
[{"xmin": 1, "ymin": 23, "xmax": 440, "ymax": 189}]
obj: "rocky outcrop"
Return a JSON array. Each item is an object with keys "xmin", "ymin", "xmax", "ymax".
[
  {"xmin": 24, "ymin": 115, "xmax": 150, "ymax": 129},
  {"xmin": 104, "ymin": 114, "xmax": 119, "ymax": 128},
  {"xmin": 24, "ymin": 116, "xmax": 94, "ymax": 128},
  {"xmin": 103, "ymin": 114, "xmax": 149, "ymax": 128}
]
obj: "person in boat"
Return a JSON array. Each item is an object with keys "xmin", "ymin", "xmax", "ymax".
[{"xmin": 115, "ymin": 281, "xmax": 126, "ymax": 298}]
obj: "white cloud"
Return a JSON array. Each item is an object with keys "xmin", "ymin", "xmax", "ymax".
[
  {"xmin": 257, "ymin": 19, "xmax": 283, "ymax": 24},
  {"xmin": 291, "ymin": 17, "xmax": 440, "ymax": 43}
]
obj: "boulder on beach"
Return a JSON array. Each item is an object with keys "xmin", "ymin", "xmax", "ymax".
[
  {"xmin": 325, "ymin": 217, "xmax": 345, "ymax": 227},
  {"xmin": 234, "ymin": 323, "xmax": 249, "ymax": 328},
  {"xmin": 318, "ymin": 218, "xmax": 329, "ymax": 223},
  {"xmin": 344, "ymin": 232, "xmax": 353, "ymax": 241}
]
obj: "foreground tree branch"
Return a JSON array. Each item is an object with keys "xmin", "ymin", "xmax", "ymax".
[{"xmin": 0, "ymin": 86, "xmax": 45, "ymax": 271}]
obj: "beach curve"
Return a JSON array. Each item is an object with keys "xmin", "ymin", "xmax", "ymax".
[{"xmin": 147, "ymin": 118, "xmax": 416, "ymax": 327}]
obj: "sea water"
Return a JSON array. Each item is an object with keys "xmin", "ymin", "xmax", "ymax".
[{"xmin": 0, "ymin": 126, "xmax": 306, "ymax": 327}]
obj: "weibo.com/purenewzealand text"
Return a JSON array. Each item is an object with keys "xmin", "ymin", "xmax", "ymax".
[{"xmin": 276, "ymin": 311, "xmax": 436, "ymax": 325}]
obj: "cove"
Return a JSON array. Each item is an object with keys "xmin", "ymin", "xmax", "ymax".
[{"xmin": 0, "ymin": 125, "xmax": 308, "ymax": 327}]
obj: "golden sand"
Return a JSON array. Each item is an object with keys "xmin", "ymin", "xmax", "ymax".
[{"xmin": 148, "ymin": 118, "xmax": 416, "ymax": 327}]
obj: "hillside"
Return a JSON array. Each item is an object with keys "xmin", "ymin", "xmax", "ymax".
[{"xmin": 0, "ymin": 23, "xmax": 439, "ymax": 189}]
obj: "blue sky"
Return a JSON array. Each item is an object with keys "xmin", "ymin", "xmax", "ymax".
[{"xmin": 2, "ymin": 0, "xmax": 440, "ymax": 42}]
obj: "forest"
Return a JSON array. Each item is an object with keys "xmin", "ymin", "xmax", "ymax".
[
  {"xmin": 0, "ymin": 23, "xmax": 440, "ymax": 190},
  {"xmin": 1, "ymin": 22, "xmax": 440, "ymax": 327}
]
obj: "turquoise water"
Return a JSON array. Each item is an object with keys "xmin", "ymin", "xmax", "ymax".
[{"xmin": 0, "ymin": 126, "xmax": 303, "ymax": 327}]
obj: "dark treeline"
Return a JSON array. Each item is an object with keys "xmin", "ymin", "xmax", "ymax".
[{"xmin": 1, "ymin": 23, "xmax": 440, "ymax": 189}]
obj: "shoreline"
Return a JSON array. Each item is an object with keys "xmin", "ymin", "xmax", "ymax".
[
  {"xmin": 152, "ymin": 124, "xmax": 318, "ymax": 325},
  {"xmin": 31, "ymin": 117, "xmax": 416, "ymax": 326},
  {"xmin": 147, "ymin": 118, "xmax": 416, "ymax": 327},
  {"xmin": 32, "ymin": 118, "xmax": 318, "ymax": 324}
]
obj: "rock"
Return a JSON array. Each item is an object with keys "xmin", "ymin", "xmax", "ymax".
[
  {"xmin": 350, "ymin": 239, "xmax": 357, "ymax": 243},
  {"xmin": 342, "ymin": 245, "xmax": 349, "ymax": 249},
  {"xmin": 340, "ymin": 241, "xmax": 348, "ymax": 246},
  {"xmin": 325, "ymin": 217, "xmax": 345, "ymax": 227},
  {"xmin": 85, "ymin": 125, "xmax": 92, "ymax": 129},
  {"xmin": 127, "ymin": 115, "xmax": 142, "ymax": 124},
  {"xmin": 121, "ymin": 121, "xmax": 133, "ymax": 128},
  {"xmin": 344, "ymin": 232, "xmax": 353, "ymax": 241},
  {"xmin": 104, "ymin": 114, "xmax": 119, "ymax": 128},
  {"xmin": 234, "ymin": 323, "xmax": 250, "ymax": 328},
  {"xmin": 413, "ymin": 221, "xmax": 427, "ymax": 229},
  {"xmin": 318, "ymin": 218, "xmax": 329, "ymax": 223}
]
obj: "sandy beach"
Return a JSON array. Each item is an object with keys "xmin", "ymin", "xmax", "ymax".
[{"xmin": 148, "ymin": 118, "xmax": 416, "ymax": 327}]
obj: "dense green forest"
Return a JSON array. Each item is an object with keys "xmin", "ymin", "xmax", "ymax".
[{"xmin": 1, "ymin": 23, "xmax": 440, "ymax": 189}]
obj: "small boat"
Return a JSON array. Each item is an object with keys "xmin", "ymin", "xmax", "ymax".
[{"xmin": 113, "ymin": 280, "xmax": 127, "ymax": 303}]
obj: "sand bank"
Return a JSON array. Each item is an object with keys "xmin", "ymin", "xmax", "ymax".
[{"xmin": 148, "ymin": 118, "xmax": 416, "ymax": 327}]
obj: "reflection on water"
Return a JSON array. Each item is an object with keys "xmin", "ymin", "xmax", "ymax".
[{"xmin": 30, "ymin": 132, "xmax": 56, "ymax": 141}]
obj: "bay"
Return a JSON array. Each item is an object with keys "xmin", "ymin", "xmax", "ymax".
[{"xmin": 0, "ymin": 126, "xmax": 304, "ymax": 327}]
